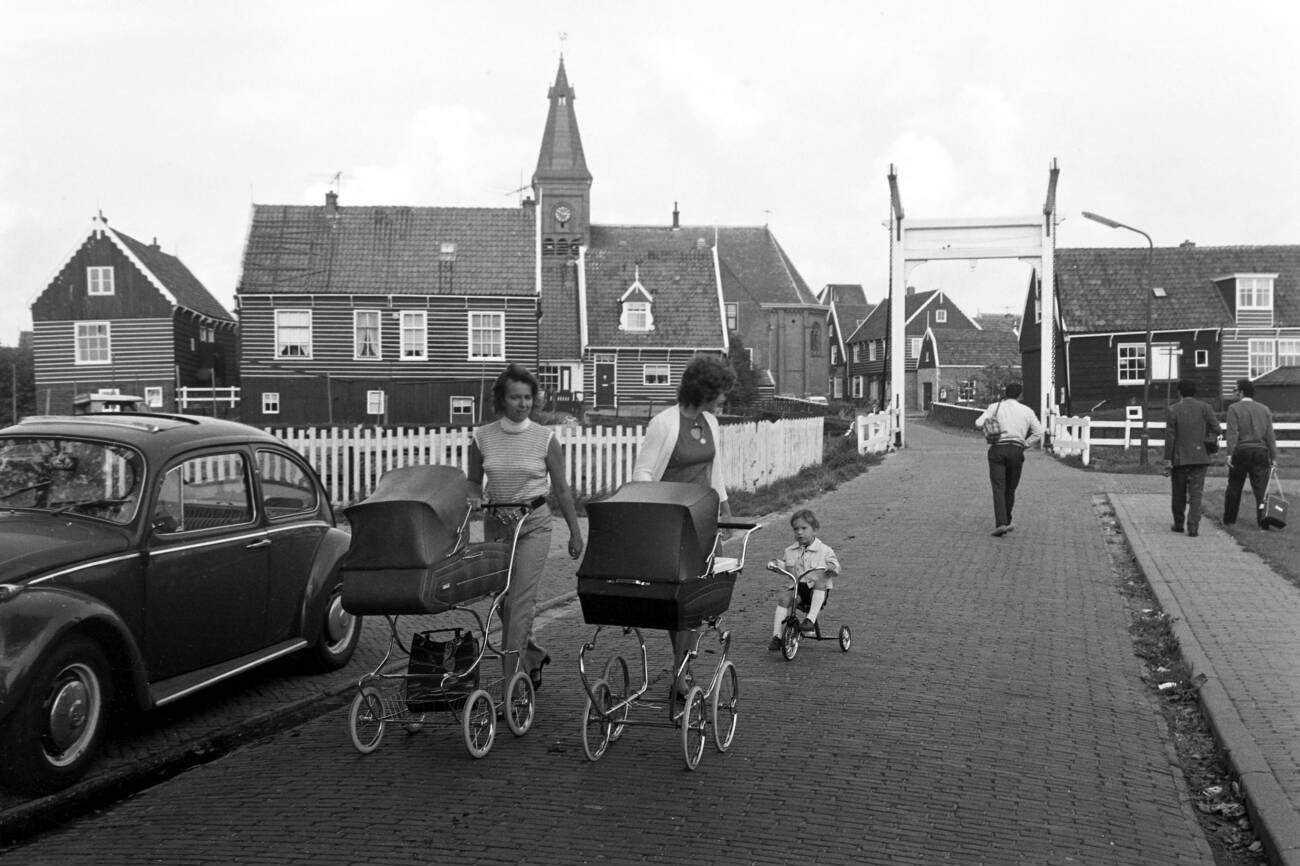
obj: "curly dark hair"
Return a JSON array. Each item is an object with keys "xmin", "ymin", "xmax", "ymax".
[
  {"xmin": 492, "ymin": 364, "xmax": 539, "ymax": 414},
  {"xmin": 677, "ymin": 354, "xmax": 736, "ymax": 408}
]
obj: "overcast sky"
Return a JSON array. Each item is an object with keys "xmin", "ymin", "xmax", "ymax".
[{"xmin": 2, "ymin": 0, "xmax": 1297, "ymax": 346}]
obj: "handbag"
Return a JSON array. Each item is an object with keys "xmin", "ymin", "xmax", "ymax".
[
  {"xmin": 405, "ymin": 629, "xmax": 480, "ymax": 711},
  {"xmin": 1204, "ymin": 438, "xmax": 1219, "ymax": 455},
  {"xmin": 1262, "ymin": 469, "xmax": 1288, "ymax": 530},
  {"xmin": 982, "ymin": 400, "xmax": 1004, "ymax": 444}
]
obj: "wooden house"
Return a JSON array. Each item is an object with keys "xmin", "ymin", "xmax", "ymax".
[
  {"xmin": 234, "ymin": 196, "xmax": 537, "ymax": 426},
  {"xmin": 843, "ymin": 289, "xmax": 979, "ymax": 410},
  {"xmin": 820, "ymin": 284, "xmax": 874, "ymax": 401},
  {"xmin": 1022, "ymin": 244, "xmax": 1300, "ymax": 415},
  {"xmin": 916, "ymin": 327, "xmax": 1022, "ymax": 410},
  {"xmin": 31, "ymin": 214, "xmax": 237, "ymax": 415}
]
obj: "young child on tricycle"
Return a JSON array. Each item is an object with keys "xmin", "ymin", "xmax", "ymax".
[{"xmin": 766, "ymin": 509, "xmax": 842, "ymax": 652}]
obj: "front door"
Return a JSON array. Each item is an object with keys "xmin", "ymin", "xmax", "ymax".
[
  {"xmin": 595, "ymin": 362, "xmax": 616, "ymax": 408},
  {"xmin": 923, "ymin": 381, "xmax": 933, "ymax": 410}
]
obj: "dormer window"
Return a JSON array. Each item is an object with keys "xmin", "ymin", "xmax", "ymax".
[
  {"xmin": 618, "ymin": 268, "xmax": 655, "ymax": 332},
  {"xmin": 87, "ymin": 266, "xmax": 114, "ymax": 296},
  {"xmin": 1237, "ymin": 275, "xmax": 1275, "ymax": 310},
  {"xmin": 934, "ymin": 309, "xmax": 947, "ymax": 323}
]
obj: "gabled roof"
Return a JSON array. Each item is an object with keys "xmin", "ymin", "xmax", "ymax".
[
  {"xmin": 111, "ymin": 228, "xmax": 235, "ymax": 322},
  {"xmin": 845, "ymin": 289, "xmax": 942, "ymax": 343},
  {"xmin": 583, "ymin": 226, "xmax": 725, "ymax": 348},
  {"xmin": 533, "ymin": 59, "xmax": 592, "ymax": 185},
  {"xmin": 1053, "ymin": 245, "xmax": 1300, "ymax": 333},
  {"xmin": 922, "ymin": 327, "xmax": 1020, "ymax": 368},
  {"xmin": 703, "ymin": 225, "xmax": 817, "ymax": 306},
  {"xmin": 237, "ymin": 202, "xmax": 536, "ymax": 296},
  {"xmin": 820, "ymin": 283, "xmax": 869, "ymax": 306}
]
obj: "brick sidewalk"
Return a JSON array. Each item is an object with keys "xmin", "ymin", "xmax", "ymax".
[{"xmin": 1, "ymin": 421, "xmax": 1232, "ymax": 864}]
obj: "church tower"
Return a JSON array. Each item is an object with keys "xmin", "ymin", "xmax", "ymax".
[{"xmin": 532, "ymin": 57, "xmax": 592, "ymax": 257}]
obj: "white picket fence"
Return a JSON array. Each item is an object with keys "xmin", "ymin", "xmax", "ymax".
[
  {"xmin": 1047, "ymin": 414, "xmax": 1300, "ymax": 467},
  {"xmin": 267, "ymin": 416, "xmax": 824, "ymax": 505},
  {"xmin": 854, "ymin": 410, "xmax": 897, "ymax": 455}
]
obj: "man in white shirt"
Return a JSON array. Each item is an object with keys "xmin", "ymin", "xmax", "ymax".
[{"xmin": 974, "ymin": 382, "xmax": 1043, "ymax": 537}]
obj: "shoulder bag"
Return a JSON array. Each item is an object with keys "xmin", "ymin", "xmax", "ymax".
[{"xmin": 982, "ymin": 400, "xmax": 1004, "ymax": 444}]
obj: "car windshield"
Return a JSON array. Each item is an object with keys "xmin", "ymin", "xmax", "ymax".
[{"xmin": 0, "ymin": 436, "xmax": 145, "ymax": 524}]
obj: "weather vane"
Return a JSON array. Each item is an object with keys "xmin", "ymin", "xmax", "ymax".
[{"xmin": 559, "ymin": 31, "xmax": 567, "ymax": 58}]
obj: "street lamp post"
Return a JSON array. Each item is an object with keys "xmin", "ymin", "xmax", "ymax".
[{"xmin": 1082, "ymin": 211, "xmax": 1155, "ymax": 466}]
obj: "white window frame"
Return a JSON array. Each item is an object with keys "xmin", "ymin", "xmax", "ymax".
[
  {"xmin": 274, "ymin": 309, "xmax": 312, "ymax": 359},
  {"xmin": 399, "ymin": 311, "xmax": 427, "ymax": 360},
  {"xmin": 366, "ymin": 390, "xmax": 386, "ymax": 415},
  {"xmin": 1194, "ymin": 349, "xmax": 1209, "ymax": 368},
  {"xmin": 75, "ymin": 321, "xmax": 112, "ymax": 365},
  {"xmin": 467, "ymin": 311, "xmax": 505, "ymax": 361},
  {"xmin": 620, "ymin": 300, "xmax": 654, "ymax": 332},
  {"xmin": 354, "ymin": 310, "xmax": 382, "ymax": 360},
  {"xmin": 851, "ymin": 375, "xmax": 864, "ymax": 398},
  {"xmin": 862, "ymin": 343, "xmax": 870, "ymax": 362},
  {"xmin": 1278, "ymin": 338, "xmax": 1300, "ymax": 368},
  {"xmin": 832, "ymin": 377, "xmax": 843, "ymax": 399},
  {"xmin": 830, "ymin": 345, "xmax": 839, "ymax": 366},
  {"xmin": 262, "ymin": 392, "xmax": 280, "ymax": 414},
  {"xmin": 450, "ymin": 396, "xmax": 476, "ymax": 425},
  {"xmin": 725, "ymin": 303, "xmax": 738, "ymax": 332},
  {"xmin": 643, "ymin": 363, "xmax": 670, "ymax": 386},
  {"xmin": 1236, "ymin": 276, "xmax": 1275, "ymax": 310},
  {"xmin": 908, "ymin": 337, "xmax": 922, "ymax": 358},
  {"xmin": 1248, "ymin": 338, "xmax": 1275, "ymax": 379},
  {"xmin": 1117, "ymin": 343, "xmax": 1145, "ymax": 385},
  {"xmin": 934, "ymin": 309, "xmax": 947, "ymax": 323},
  {"xmin": 144, "ymin": 386, "xmax": 163, "ymax": 408},
  {"xmin": 958, "ymin": 380, "xmax": 975, "ymax": 403},
  {"xmin": 87, "ymin": 266, "xmax": 115, "ymax": 296}
]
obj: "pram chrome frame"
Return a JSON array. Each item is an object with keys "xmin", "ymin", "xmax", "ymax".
[
  {"xmin": 577, "ymin": 519, "xmax": 760, "ymax": 770},
  {"xmin": 347, "ymin": 499, "xmax": 538, "ymax": 759}
]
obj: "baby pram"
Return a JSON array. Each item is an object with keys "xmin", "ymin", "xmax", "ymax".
[
  {"xmin": 575, "ymin": 481, "xmax": 760, "ymax": 769},
  {"xmin": 340, "ymin": 465, "xmax": 536, "ymax": 758}
]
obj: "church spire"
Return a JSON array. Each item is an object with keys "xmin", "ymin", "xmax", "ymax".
[{"xmin": 533, "ymin": 58, "xmax": 592, "ymax": 188}]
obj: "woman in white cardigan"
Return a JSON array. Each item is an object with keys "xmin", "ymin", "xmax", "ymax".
[{"xmin": 631, "ymin": 354, "xmax": 736, "ymax": 698}]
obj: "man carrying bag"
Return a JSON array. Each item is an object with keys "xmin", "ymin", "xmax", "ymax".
[{"xmin": 974, "ymin": 382, "xmax": 1043, "ymax": 537}]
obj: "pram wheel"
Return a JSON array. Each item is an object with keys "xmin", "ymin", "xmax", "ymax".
[
  {"xmin": 710, "ymin": 660, "xmax": 738, "ymax": 753},
  {"xmin": 601, "ymin": 655, "xmax": 631, "ymax": 741},
  {"xmin": 838, "ymin": 625, "xmax": 852, "ymax": 652},
  {"xmin": 681, "ymin": 685, "xmax": 707, "ymax": 770},
  {"xmin": 348, "ymin": 686, "xmax": 386, "ymax": 754},
  {"xmin": 462, "ymin": 689, "xmax": 497, "ymax": 759},
  {"xmin": 780, "ymin": 622, "xmax": 801, "ymax": 661},
  {"xmin": 504, "ymin": 671, "xmax": 536, "ymax": 736},
  {"xmin": 581, "ymin": 678, "xmax": 614, "ymax": 761}
]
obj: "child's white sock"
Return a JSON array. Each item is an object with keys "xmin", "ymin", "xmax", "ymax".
[
  {"xmin": 806, "ymin": 589, "xmax": 827, "ymax": 623},
  {"xmin": 773, "ymin": 606, "xmax": 788, "ymax": 636}
]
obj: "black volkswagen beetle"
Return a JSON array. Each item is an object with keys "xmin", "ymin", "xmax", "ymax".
[{"xmin": 0, "ymin": 413, "xmax": 361, "ymax": 793}]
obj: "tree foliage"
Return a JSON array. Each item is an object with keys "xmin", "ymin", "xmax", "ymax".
[
  {"xmin": 0, "ymin": 344, "xmax": 36, "ymax": 426},
  {"xmin": 727, "ymin": 332, "xmax": 760, "ymax": 410}
]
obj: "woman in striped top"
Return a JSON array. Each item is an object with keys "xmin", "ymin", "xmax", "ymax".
[{"xmin": 469, "ymin": 365, "xmax": 583, "ymax": 694}]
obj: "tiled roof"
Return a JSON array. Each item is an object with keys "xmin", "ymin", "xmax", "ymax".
[
  {"xmin": 976, "ymin": 312, "xmax": 1019, "ymax": 333},
  {"xmin": 584, "ymin": 226, "xmax": 725, "ymax": 347},
  {"xmin": 113, "ymin": 229, "xmax": 235, "ymax": 321},
  {"xmin": 1054, "ymin": 245, "xmax": 1300, "ymax": 333},
  {"xmin": 821, "ymin": 283, "xmax": 869, "ymax": 306},
  {"xmin": 237, "ymin": 204, "xmax": 536, "ymax": 296},
  {"xmin": 845, "ymin": 290, "xmax": 940, "ymax": 342},
  {"xmin": 1255, "ymin": 366, "xmax": 1300, "ymax": 386},
  {"xmin": 926, "ymin": 327, "xmax": 1020, "ymax": 368},
  {"xmin": 695, "ymin": 225, "xmax": 816, "ymax": 306}
]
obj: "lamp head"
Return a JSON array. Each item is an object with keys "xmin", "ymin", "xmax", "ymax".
[{"xmin": 1082, "ymin": 211, "xmax": 1123, "ymax": 229}]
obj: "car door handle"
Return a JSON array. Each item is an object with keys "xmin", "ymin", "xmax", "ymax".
[{"xmin": 245, "ymin": 538, "xmax": 272, "ymax": 549}]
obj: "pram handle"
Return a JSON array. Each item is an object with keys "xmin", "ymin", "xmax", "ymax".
[{"xmin": 705, "ymin": 520, "xmax": 762, "ymax": 575}]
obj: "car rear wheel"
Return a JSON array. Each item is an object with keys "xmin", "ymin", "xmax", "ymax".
[
  {"xmin": 0, "ymin": 634, "xmax": 113, "ymax": 794},
  {"xmin": 308, "ymin": 582, "xmax": 361, "ymax": 671}
]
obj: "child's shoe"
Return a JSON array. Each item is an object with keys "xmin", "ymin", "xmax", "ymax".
[
  {"xmin": 799, "ymin": 618, "xmax": 817, "ymax": 635},
  {"xmin": 767, "ymin": 636, "xmax": 782, "ymax": 651}
]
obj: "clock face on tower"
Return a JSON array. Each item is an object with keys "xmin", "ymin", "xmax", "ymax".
[{"xmin": 553, "ymin": 204, "xmax": 572, "ymax": 226}]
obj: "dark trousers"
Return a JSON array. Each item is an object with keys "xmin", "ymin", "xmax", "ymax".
[
  {"xmin": 1170, "ymin": 465, "xmax": 1208, "ymax": 531},
  {"xmin": 987, "ymin": 443, "xmax": 1025, "ymax": 527},
  {"xmin": 1224, "ymin": 447, "xmax": 1271, "ymax": 524}
]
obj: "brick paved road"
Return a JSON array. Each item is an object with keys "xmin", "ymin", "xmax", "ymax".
[{"xmin": 0, "ymin": 421, "xmax": 1217, "ymax": 864}]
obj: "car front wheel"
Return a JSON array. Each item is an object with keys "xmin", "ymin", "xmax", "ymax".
[
  {"xmin": 0, "ymin": 634, "xmax": 113, "ymax": 794},
  {"xmin": 307, "ymin": 582, "xmax": 361, "ymax": 670}
]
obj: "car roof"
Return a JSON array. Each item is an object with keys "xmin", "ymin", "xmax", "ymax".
[{"xmin": 0, "ymin": 414, "xmax": 284, "ymax": 455}]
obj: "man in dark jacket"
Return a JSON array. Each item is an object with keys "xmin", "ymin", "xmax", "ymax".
[
  {"xmin": 1223, "ymin": 378, "xmax": 1278, "ymax": 529},
  {"xmin": 1162, "ymin": 379, "xmax": 1221, "ymax": 537}
]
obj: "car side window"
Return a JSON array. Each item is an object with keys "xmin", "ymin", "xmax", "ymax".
[
  {"xmin": 256, "ymin": 449, "xmax": 319, "ymax": 519},
  {"xmin": 152, "ymin": 452, "xmax": 254, "ymax": 534}
]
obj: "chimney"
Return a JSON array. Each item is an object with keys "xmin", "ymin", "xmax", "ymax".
[
  {"xmin": 150, "ymin": 237, "xmax": 160, "ymax": 250},
  {"xmin": 672, "ymin": 202, "xmax": 680, "ymax": 230},
  {"xmin": 325, "ymin": 190, "xmax": 338, "ymax": 215},
  {"xmin": 906, "ymin": 285, "xmax": 916, "ymax": 295}
]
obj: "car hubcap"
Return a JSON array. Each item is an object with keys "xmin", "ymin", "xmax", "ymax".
[
  {"xmin": 325, "ymin": 594, "xmax": 356, "ymax": 650},
  {"xmin": 46, "ymin": 665, "xmax": 99, "ymax": 764}
]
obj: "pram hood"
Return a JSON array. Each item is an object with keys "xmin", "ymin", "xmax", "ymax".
[
  {"xmin": 342, "ymin": 465, "xmax": 470, "ymax": 570},
  {"xmin": 578, "ymin": 481, "xmax": 719, "ymax": 584}
]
